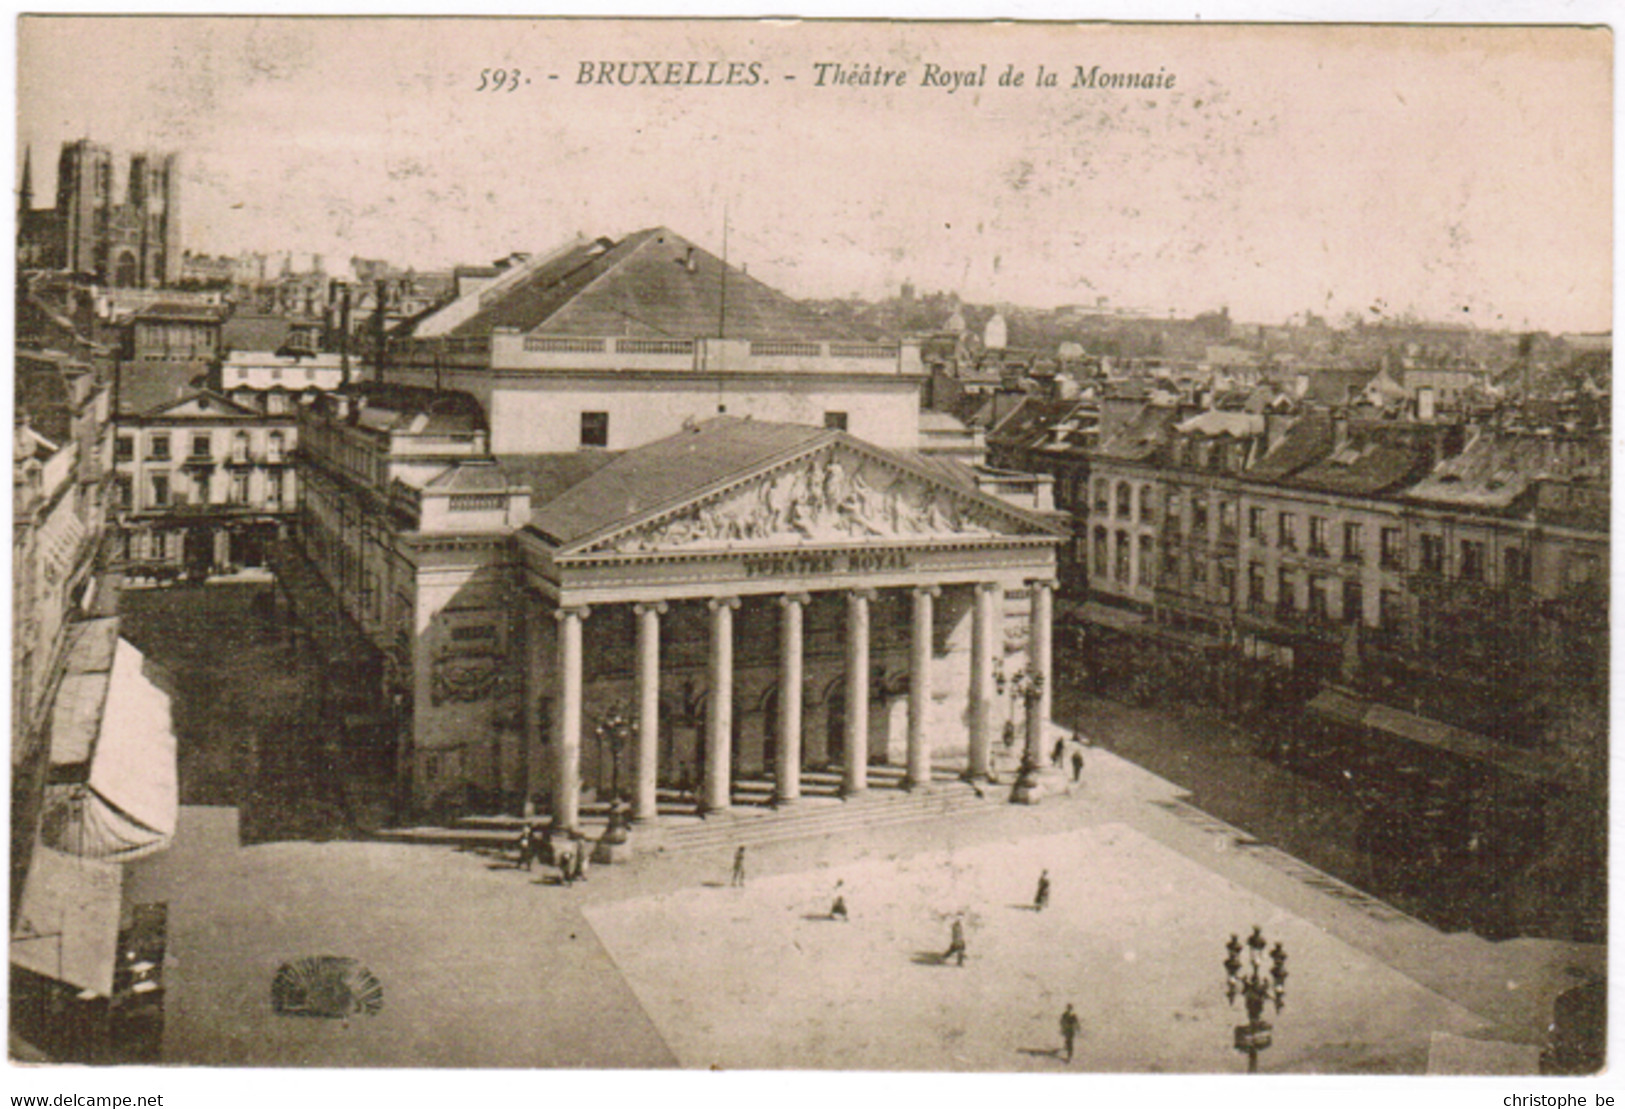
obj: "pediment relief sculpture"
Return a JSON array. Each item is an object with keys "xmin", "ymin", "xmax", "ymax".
[{"xmin": 595, "ymin": 453, "xmax": 997, "ymax": 554}]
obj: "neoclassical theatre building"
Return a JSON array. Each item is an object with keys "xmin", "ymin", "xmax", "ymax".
[{"xmin": 296, "ymin": 228, "xmax": 1063, "ymax": 821}]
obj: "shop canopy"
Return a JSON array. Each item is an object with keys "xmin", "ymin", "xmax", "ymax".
[
  {"xmin": 1307, "ymin": 686, "xmax": 1571, "ymax": 790},
  {"xmin": 10, "ymin": 845, "xmax": 123, "ymax": 997},
  {"xmin": 41, "ymin": 636, "xmax": 177, "ymax": 862}
]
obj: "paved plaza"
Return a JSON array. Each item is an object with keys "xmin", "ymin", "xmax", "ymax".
[
  {"xmin": 120, "ymin": 745, "xmax": 1600, "ymax": 1074},
  {"xmin": 585, "ymin": 823, "xmax": 1483, "ymax": 1072}
]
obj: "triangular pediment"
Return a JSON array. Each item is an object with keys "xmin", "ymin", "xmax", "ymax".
[
  {"xmin": 571, "ymin": 440, "xmax": 1054, "ymax": 557},
  {"xmin": 147, "ymin": 390, "xmax": 259, "ymax": 420}
]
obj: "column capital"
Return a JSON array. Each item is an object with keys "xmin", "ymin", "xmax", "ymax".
[
  {"xmin": 633, "ymin": 600, "xmax": 669, "ymax": 617},
  {"xmin": 552, "ymin": 604, "xmax": 591, "ymax": 623},
  {"xmin": 778, "ymin": 592, "xmax": 812, "ymax": 608},
  {"xmin": 1027, "ymin": 578, "xmax": 1059, "ymax": 593},
  {"xmin": 707, "ymin": 595, "xmax": 742, "ymax": 612},
  {"xmin": 847, "ymin": 587, "xmax": 878, "ymax": 603},
  {"xmin": 975, "ymin": 581, "xmax": 1003, "ymax": 596},
  {"xmin": 912, "ymin": 583, "xmax": 942, "ymax": 599}
]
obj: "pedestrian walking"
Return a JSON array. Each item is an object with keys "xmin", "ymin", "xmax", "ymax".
[
  {"xmin": 515, "ymin": 825, "xmax": 535, "ymax": 871},
  {"xmin": 572, "ymin": 838, "xmax": 589, "ymax": 882},
  {"xmin": 1060, "ymin": 1003, "xmax": 1080, "ymax": 1062},
  {"xmin": 731, "ymin": 845, "xmax": 747, "ymax": 887},
  {"xmin": 945, "ymin": 916, "xmax": 967, "ymax": 966},
  {"xmin": 829, "ymin": 880, "xmax": 848, "ymax": 921},
  {"xmin": 1051, "ymin": 738, "xmax": 1066, "ymax": 768},
  {"xmin": 557, "ymin": 848, "xmax": 574, "ymax": 886},
  {"xmin": 1034, "ymin": 869, "xmax": 1051, "ymax": 912},
  {"xmin": 1071, "ymin": 748, "xmax": 1084, "ymax": 783}
]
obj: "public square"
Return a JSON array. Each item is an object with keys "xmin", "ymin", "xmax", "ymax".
[
  {"xmin": 585, "ymin": 823, "xmax": 1482, "ymax": 1072},
  {"xmin": 123, "ymin": 739, "xmax": 1597, "ymax": 1072}
]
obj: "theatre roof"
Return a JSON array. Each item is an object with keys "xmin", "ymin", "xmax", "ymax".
[
  {"xmin": 528, "ymin": 419, "xmax": 831, "ymax": 545},
  {"xmin": 422, "ymin": 227, "xmax": 861, "ymax": 343},
  {"xmin": 525, "ymin": 417, "xmax": 1063, "ymax": 554}
]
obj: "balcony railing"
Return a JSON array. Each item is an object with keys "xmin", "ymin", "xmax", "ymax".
[
  {"xmin": 748, "ymin": 341, "xmax": 822, "ymax": 358},
  {"xmin": 827, "ymin": 343, "xmax": 900, "ymax": 359},
  {"xmin": 524, "ymin": 336, "xmax": 606, "ymax": 354},
  {"xmin": 615, "ymin": 338, "xmax": 695, "ymax": 355}
]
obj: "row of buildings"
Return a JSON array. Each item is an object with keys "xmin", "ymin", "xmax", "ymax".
[
  {"xmin": 12, "ymin": 264, "xmax": 178, "ymax": 1040},
  {"xmin": 983, "ymin": 374, "xmax": 1609, "ymax": 794}
]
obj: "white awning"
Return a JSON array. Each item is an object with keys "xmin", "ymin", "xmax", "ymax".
[
  {"xmin": 47, "ymin": 618, "xmax": 121, "ymax": 770},
  {"xmin": 10, "ymin": 845, "xmax": 123, "ymax": 997},
  {"xmin": 40, "ymin": 639, "xmax": 178, "ymax": 862}
]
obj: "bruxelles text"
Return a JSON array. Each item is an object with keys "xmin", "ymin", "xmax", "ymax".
[{"xmin": 572, "ymin": 60, "xmax": 1176, "ymax": 93}]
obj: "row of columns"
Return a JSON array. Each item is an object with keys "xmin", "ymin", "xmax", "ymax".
[{"xmin": 547, "ymin": 580, "xmax": 1055, "ymax": 831}]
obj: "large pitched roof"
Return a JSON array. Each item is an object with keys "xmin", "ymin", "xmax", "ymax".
[
  {"xmin": 1247, "ymin": 414, "xmax": 1329, "ymax": 482},
  {"xmin": 526, "ymin": 417, "xmax": 1062, "ymax": 552},
  {"xmin": 1252, "ymin": 415, "xmax": 1449, "ymax": 496},
  {"xmin": 222, "ymin": 313, "xmax": 321, "ymax": 353},
  {"xmin": 494, "ymin": 452, "xmax": 623, "ymax": 506},
  {"xmin": 1094, "ymin": 406, "xmax": 1180, "ymax": 463},
  {"xmin": 987, "ymin": 397, "xmax": 1085, "ymax": 449},
  {"xmin": 134, "ymin": 302, "xmax": 227, "ymax": 323},
  {"xmin": 528, "ymin": 419, "xmax": 831, "ymax": 545},
  {"xmin": 432, "ymin": 227, "xmax": 860, "ymax": 343},
  {"xmin": 1406, "ymin": 427, "xmax": 1608, "ymax": 512},
  {"xmin": 116, "ymin": 363, "xmax": 211, "ymax": 416}
]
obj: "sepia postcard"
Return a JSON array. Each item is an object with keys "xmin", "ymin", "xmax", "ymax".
[{"xmin": 8, "ymin": 11, "xmax": 1613, "ymax": 1105}]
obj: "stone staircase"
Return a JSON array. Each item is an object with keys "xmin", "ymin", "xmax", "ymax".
[
  {"xmin": 657, "ymin": 768, "xmax": 999, "ymax": 855},
  {"xmin": 369, "ymin": 764, "xmax": 1002, "ymax": 855}
]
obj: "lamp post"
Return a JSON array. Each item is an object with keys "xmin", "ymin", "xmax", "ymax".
[
  {"xmin": 592, "ymin": 703, "xmax": 634, "ymax": 804},
  {"xmin": 1008, "ymin": 667, "xmax": 1046, "ymax": 804},
  {"xmin": 1224, "ymin": 926, "xmax": 1288, "ymax": 1073}
]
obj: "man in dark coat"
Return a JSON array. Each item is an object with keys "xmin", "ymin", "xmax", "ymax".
[
  {"xmin": 945, "ymin": 917, "xmax": 967, "ymax": 966},
  {"xmin": 1060, "ymin": 1003, "xmax": 1081, "ymax": 1061},
  {"xmin": 1034, "ymin": 869, "xmax": 1051, "ymax": 911},
  {"xmin": 515, "ymin": 825, "xmax": 535, "ymax": 871}
]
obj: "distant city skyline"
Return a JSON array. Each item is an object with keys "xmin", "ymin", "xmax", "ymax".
[{"xmin": 17, "ymin": 18, "xmax": 1612, "ymax": 332}]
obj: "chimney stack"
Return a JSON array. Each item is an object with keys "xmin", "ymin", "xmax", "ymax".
[{"xmin": 339, "ymin": 287, "xmax": 352, "ymax": 386}]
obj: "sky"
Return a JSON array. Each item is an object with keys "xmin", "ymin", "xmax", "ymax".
[{"xmin": 15, "ymin": 18, "xmax": 1614, "ymax": 332}]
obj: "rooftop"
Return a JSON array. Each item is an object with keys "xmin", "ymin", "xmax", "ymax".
[
  {"xmin": 527, "ymin": 418, "xmax": 832, "ymax": 546},
  {"xmin": 417, "ymin": 227, "xmax": 862, "ymax": 344}
]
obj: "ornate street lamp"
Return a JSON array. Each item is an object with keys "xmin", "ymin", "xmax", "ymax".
[
  {"xmin": 1223, "ymin": 926, "xmax": 1288, "ymax": 1073},
  {"xmin": 591, "ymin": 703, "xmax": 637, "ymax": 859},
  {"xmin": 1009, "ymin": 667, "xmax": 1046, "ymax": 804},
  {"xmin": 591, "ymin": 703, "xmax": 635, "ymax": 804}
]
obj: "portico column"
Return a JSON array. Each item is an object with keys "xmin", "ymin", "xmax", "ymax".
[
  {"xmin": 552, "ymin": 605, "xmax": 590, "ymax": 832},
  {"xmin": 632, "ymin": 601, "xmax": 666, "ymax": 823},
  {"xmin": 703, "ymin": 597, "xmax": 740, "ymax": 814},
  {"xmin": 844, "ymin": 589, "xmax": 875, "ymax": 796},
  {"xmin": 776, "ymin": 593, "xmax": 809, "ymax": 805},
  {"xmin": 520, "ymin": 588, "xmax": 546, "ymax": 817},
  {"xmin": 1025, "ymin": 580, "xmax": 1055, "ymax": 769},
  {"xmin": 907, "ymin": 585, "xmax": 940, "ymax": 789},
  {"xmin": 968, "ymin": 582, "xmax": 999, "ymax": 780}
]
